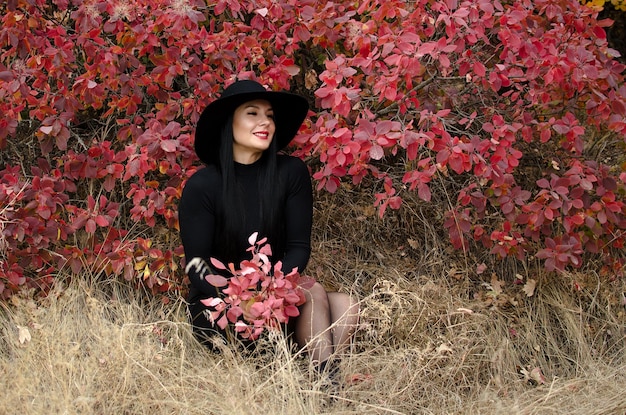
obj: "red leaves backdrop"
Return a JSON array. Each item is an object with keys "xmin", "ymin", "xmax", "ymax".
[{"xmin": 1, "ymin": 0, "xmax": 625, "ymax": 299}]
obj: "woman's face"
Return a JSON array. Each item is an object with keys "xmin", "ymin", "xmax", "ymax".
[{"xmin": 231, "ymin": 99, "xmax": 275, "ymax": 164}]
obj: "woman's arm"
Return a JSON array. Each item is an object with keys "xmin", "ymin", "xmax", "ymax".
[
  {"xmin": 279, "ymin": 156, "xmax": 313, "ymax": 274},
  {"xmin": 178, "ymin": 168, "xmax": 221, "ymax": 299}
]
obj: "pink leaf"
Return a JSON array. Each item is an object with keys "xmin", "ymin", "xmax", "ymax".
[
  {"xmin": 248, "ymin": 232, "xmax": 258, "ymax": 246},
  {"xmin": 217, "ymin": 315, "xmax": 228, "ymax": 330},
  {"xmin": 325, "ymin": 177, "xmax": 339, "ymax": 193},
  {"xmin": 285, "ymin": 65, "xmax": 301, "ymax": 76},
  {"xmin": 210, "ymin": 257, "xmax": 227, "ymax": 270},
  {"xmin": 40, "ymin": 125, "xmax": 53, "ymax": 135},
  {"xmin": 227, "ymin": 307, "xmax": 243, "ymax": 323},
  {"xmin": 249, "ymin": 301, "xmax": 266, "ymax": 317},
  {"xmin": 205, "ymin": 273, "xmax": 228, "ymax": 287},
  {"xmin": 298, "ymin": 276, "xmax": 316, "ymax": 290},
  {"xmin": 284, "ymin": 305, "xmax": 300, "ymax": 317},
  {"xmin": 417, "ymin": 183, "xmax": 431, "ymax": 202},
  {"xmin": 370, "ymin": 145, "xmax": 384, "ymax": 160},
  {"xmin": 160, "ymin": 139, "xmax": 178, "ymax": 152}
]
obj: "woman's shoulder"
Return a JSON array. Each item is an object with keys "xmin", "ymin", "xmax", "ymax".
[
  {"xmin": 183, "ymin": 165, "xmax": 221, "ymax": 192},
  {"xmin": 277, "ymin": 154, "xmax": 308, "ymax": 173},
  {"xmin": 277, "ymin": 155, "xmax": 311, "ymax": 191}
]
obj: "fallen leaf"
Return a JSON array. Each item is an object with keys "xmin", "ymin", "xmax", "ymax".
[
  {"xmin": 305, "ymin": 69, "xmax": 318, "ymax": 90},
  {"xmin": 491, "ymin": 273, "xmax": 503, "ymax": 295},
  {"xmin": 523, "ymin": 278, "xmax": 536, "ymax": 297},
  {"xmin": 17, "ymin": 325, "xmax": 31, "ymax": 344},
  {"xmin": 436, "ymin": 343, "xmax": 453, "ymax": 355},
  {"xmin": 530, "ymin": 367, "xmax": 546, "ymax": 384}
]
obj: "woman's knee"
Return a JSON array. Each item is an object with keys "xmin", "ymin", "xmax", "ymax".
[
  {"xmin": 328, "ymin": 292, "xmax": 360, "ymax": 320},
  {"xmin": 304, "ymin": 282, "xmax": 330, "ymax": 307}
]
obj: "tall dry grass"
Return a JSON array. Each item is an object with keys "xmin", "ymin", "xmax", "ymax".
[{"xmin": 1, "ymin": 189, "xmax": 625, "ymax": 414}]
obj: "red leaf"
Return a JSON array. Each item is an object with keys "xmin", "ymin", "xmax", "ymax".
[
  {"xmin": 325, "ymin": 177, "xmax": 339, "ymax": 193},
  {"xmin": 294, "ymin": 25, "xmax": 311, "ymax": 42},
  {"xmin": 85, "ymin": 218, "xmax": 96, "ymax": 234},
  {"xmin": 449, "ymin": 155, "xmax": 465, "ymax": 174},
  {"xmin": 473, "ymin": 61, "xmax": 486, "ymax": 77},
  {"xmin": 418, "ymin": 183, "xmax": 431, "ymax": 202},
  {"xmin": 0, "ymin": 71, "xmax": 13, "ymax": 81},
  {"xmin": 388, "ymin": 196, "xmax": 402, "ymax": 210},
  {"xmin": 95, "ymin": 215, "xmax": 109, "ymax": 227},
  {"xmin": 611, "ymin": 100, "xmax": 626, "ymax": 116}
]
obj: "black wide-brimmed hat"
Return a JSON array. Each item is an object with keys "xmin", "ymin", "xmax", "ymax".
[{"xmin": 194, "ymin": 79, "xmax": 309, "ymax": 165}]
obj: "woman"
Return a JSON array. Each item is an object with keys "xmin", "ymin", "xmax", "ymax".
[{"xmin": 178, "ymin": 79, "xmax": 359, "ymax": 373}]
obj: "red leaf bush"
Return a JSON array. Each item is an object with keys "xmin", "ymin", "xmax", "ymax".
[
  {"xmin": 186, "ymin": 233, "xmax": 312, "ymax": 341},
  {"xmin": 1, "ymin": 0, "xmax": 625, "ymax": 298}
]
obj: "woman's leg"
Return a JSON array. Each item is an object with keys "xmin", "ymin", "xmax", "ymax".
[
  {"xmin": 295, "ymin": 282, "xmax": 334, "ymax": 365},
  {"xmin": 295, "ymin": 283, "xmax": 359, "ymax": 365},
  {"xmin": 327, "ymin": 292, "xmax": 359, "ymax": 355}
]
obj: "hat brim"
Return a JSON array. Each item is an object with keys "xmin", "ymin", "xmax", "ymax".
[{"xmin": 195, "ymin": 90, "xmax": 309, "ymax": 165}]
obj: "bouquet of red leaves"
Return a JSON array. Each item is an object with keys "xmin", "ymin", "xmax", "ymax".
[{"xmin": 190, "ymin": 232, "xmax": 313, "ymax": 341}]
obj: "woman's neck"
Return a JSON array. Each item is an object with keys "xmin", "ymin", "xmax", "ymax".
[{"xmin": 233, "ymin": 150, "xmax": 263, "ymax": 165}]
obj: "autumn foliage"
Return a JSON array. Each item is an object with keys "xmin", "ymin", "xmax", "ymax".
[{"xmin": 1, "ymin": 0, "xmax": 625, "ymax": 299}]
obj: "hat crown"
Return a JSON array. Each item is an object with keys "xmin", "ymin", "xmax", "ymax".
[{"xmin": 220, "ymin": 80, "xmax": 267, "ymax": 99}]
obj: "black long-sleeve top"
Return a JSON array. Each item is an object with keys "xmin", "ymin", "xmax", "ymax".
[{"xmin": 178, "ymin": 155, "xmax": 313, "ymax": 304}]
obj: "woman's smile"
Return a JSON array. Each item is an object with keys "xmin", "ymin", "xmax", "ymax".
[{"xmin": 253, "ymin": 130, "xmax": 270, "ymax": 139}]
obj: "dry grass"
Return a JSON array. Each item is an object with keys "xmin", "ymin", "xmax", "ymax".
[{"xmin": 1, "ymin": 188, "xmax": 626, "ymax": 414}]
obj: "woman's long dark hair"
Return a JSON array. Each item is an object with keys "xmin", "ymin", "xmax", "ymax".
[{"xmin": 214, "ymin": 114, "xmax": 286, "ymax": 264}]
